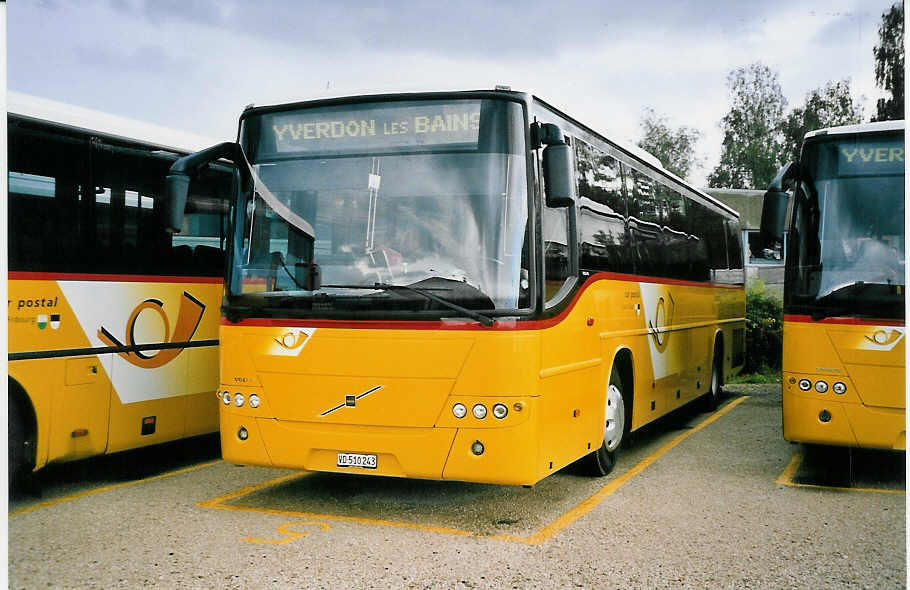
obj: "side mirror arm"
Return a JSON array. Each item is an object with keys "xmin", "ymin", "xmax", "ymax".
[{"xmin": 165, "ymin": 142, "xmax": 241, "ymax": 233}]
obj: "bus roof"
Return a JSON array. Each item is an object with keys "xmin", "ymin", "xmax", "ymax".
[
  {"xmin": 7, "ymin": 91, "xmax": 220, "ymax": 154},
  {"xmin": 805, "ymin": 119, "xmax": 904, "ymax": 139}
]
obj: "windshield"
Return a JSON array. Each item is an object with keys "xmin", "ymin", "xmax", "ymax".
[
  {"xmin": 228, "ymin": 98, "xmax": 529, "ymax": 320},
  {"xmin": 787, "ymin": 131, "xmax": 905, "ymax": 319}
]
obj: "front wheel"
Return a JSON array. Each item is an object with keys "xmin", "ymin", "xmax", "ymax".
[
  {"xmin": 703, "ymin": 343, "xmax": 723, "ymax": 411},
  {"xmin": 584, "ymin": 368, "xmax": 629, "ymax": 476}
]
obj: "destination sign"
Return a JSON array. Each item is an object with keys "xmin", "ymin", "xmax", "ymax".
[
  {"xmin": 837, "ymin": 138, "xmax": 904, "ymax": 176},
  {"xmin": 262, "ymin": 101, "xmax": 482, "ymax": 155}
]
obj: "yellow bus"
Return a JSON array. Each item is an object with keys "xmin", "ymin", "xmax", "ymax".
[
  {"xmin": 168, "ymin": 88, "xmax": 745, "ymax": 485},
  {"xmin": 761, "ymin": 120, "xmax": 905, "ymax": 450},
  {"xmin": 8, "ymin": 93, "xmax": 233, "ymax": 487}
]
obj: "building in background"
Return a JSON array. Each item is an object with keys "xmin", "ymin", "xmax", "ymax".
[{"xmin": 704, "ymin": 188, "xmax": 784, "ymax": 294}]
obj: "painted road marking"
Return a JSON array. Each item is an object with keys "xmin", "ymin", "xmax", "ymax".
[
  {"xmin": 199, "ymin": 396, "xmax": 751, "ymax": 545},
  {"xmin": 776, "ymin": 453, "xmax": 906, "ymax": 495},
  {"xmin": 244, "ymin": 521, "xmax": 332, "ymax": 545},
  {"xmin": 9, "ymin": 459, "xmax": 223, "ymax": 517}
]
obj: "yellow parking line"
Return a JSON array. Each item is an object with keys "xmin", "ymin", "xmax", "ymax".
[
  {"xmin": 199, "ymin": 396, "xmax": 751, "ymax": 545},
  {"xmin": 10, "ymin": 459, "xmax": 223, "ymax": 517},
  {"xmin": 776, "ymin": 452, "xmax": 906, "ymax": 495},
  {"xmin": 502, "ymin": 395, "xmax": 751, "ymax": 545}
]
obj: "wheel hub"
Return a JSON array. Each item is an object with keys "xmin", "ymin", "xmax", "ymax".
[{"xmin": 604, "ymin": 383, "xmax": 625, "ymax": 452}]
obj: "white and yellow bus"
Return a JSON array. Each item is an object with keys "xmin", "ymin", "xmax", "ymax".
[
  {"xmin": 761, "ymin": 120, "xmax": 905, "ymax": 450},
  {"xmin": 168, "ymin": 88, "xmax": 745, "ymax": 485},
  {"xmin": 8, "ymin": 93, "xmax": 232, "ymax": 486}
]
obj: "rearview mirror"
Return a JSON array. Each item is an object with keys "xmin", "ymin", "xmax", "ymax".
[
  {"xmin": 539, "ymin": 123, "xmax": 575, "ymax": 208},
  {"xmin": 165, "ymin": 142, "xmax": 240, "ymax": 233},
  {"xmin": 760, "ymin": 162, "xmax": 795, "ymax": 243}
]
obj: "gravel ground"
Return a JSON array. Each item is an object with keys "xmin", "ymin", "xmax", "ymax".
[{"xmin": 9, "ymin": 383, "xmax": 906, "ymax": 589}]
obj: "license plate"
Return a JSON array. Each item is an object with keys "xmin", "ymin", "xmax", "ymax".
[{"xmin": 337, "ymin": 452, "xmax": 377, "ymax": 469}]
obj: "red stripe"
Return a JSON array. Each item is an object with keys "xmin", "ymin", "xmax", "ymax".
[
  {"xmin": 784, "ymin": 314, "xmax": 906, "ymax": 327},
  {"xmin": 224, "ymin": 272, "xmax": 744, "ymax": 331},
  {"xmin": 9, "ymin": 271, "xmax": 222, "ymax": 284}
]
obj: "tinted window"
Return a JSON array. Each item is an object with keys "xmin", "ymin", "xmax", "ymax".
[
  {"xmin": 8, "ymin": 120, "xmax": 229, "ymax": 276},
  {"xmin": 575, "ymin": 139, "xmax": 633, "ymax": 273}
]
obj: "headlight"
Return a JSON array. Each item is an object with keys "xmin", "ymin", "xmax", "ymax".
[
  {"xmin": 222, "ymin": 391, "xmax": 232, "ymax": 405},
  {"xmin": 815, "ymin": 381, "xmax": 828, "ymax": 393},
  {"xmin": 798, "ymin": 379, "xmax": 812, "ymax": 391},
  {"xmin": 492, "ymin": 403, "xmax": 508, "ymax": 419},
  {"xmin": 452, "ymin": 403, "xmax": 467, "ymax": 419},
  {"xmin": 248, "ymin": 394, "xmax": 261, "ymax": 409},
  {"xmin": 833, "ymin": 382, "xmax": 847, "ymax": 395},
  {"xmin": 234, "ymin": 393, "xmax": 245, "ymax": 407},
  {"xmin": 472, "ymin": 404, "xmax": 487, "ymax": 419}
]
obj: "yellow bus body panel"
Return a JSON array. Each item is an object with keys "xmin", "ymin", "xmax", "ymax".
[
  {"xmin": 8, "ymin": 277, "xmax": 222, "ymax": 470},
  {"xmin": 781, "ymin": 318, "xmax": 905, "ymax": 450},
  {"xmin": 219, "ymin": 276, "xmax": 744, "ymax": 485}
]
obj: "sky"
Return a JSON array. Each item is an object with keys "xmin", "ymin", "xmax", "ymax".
[{"xmin": 5, "ymin": 0, "xmax": 897, "ymax": 187}]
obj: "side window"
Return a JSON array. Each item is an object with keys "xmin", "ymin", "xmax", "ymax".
[
  {"xmin": 659, "ymin": 184, "xmax": 690, "ymax": 280},
  {"xmin": 628, "ymin": 168, "xmax": 662, "ymax": 277},
  {"xmin": 8, "ymin": 122, "xmax": 90, "ymax": 273},
  {"xmin": 686, "ymin": 201, "xmax": 714, "ymax": 282},
  {"xmin": 93, "ymin": 143, "xmax": 229, "ymax": 277},
  {"xmin": 575, "ymin": 139, "xmax": 632, "ymax": 273},
  {"xmin": 745, "ymin": 229, "xmax": 782, "ymax": 266}
]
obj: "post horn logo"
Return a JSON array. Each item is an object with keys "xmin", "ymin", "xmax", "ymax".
[
  {"xmin": 647, "ymin": 292, "xmax": 675, "ymax": 352},
  {"xmin": 98, "ymin": 292, "xmax": 205, "ymax": 369},
  {"xmin": 864, "ymin": 328, "xmax": 904, "ymax": 350}
]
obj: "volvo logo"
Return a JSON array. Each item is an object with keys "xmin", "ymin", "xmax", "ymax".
[{"xmin": 320, "ymin": 385, "xmax": 383, "ymax": 416}]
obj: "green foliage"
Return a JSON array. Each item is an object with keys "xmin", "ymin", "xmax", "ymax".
[
  {"xmin": 707, "ymin": 62, "xmax": 788, "ymax": 190},
  {"xmin": 873, "ymin": 2, "xmax": 904, "ymax": 122},
  {"xmin": 728, "ymin": 366, "xmax": 780, "ymax": 384},
  {"xmin": 709, "ymin": 63, "xmax": 865, "ymax": 190},
  {"xmin": 637, "ymin": 107, "xmax": 703, "ymax": 180},
  {"xmin": 780, "ymin": 80, "xmax": 863, "ymax": 164},
  {"xmin": 743, "ymin": 281, "xmax": 782, "ymax": 374}
]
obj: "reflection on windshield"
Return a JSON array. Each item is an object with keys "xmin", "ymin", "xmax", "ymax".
[
  {"xmin": 231, "ymin": 151, "xmax": 528, "ymax": 313},
  {"xmin": 789, "ymin": 133, "xmax": 905, "ymax": 318}
]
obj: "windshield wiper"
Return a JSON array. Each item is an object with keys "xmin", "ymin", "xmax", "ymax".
[{"xmin": 322, "ymin": 283, "xmax": 495, "ymax": 327}]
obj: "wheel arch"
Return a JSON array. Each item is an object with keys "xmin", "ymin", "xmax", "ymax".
[
  {"xmin": 8, "ymin": 375, "xmax": 38, "ymax": 469},
  {"xmin": 609, "ymin": 347, "xmax": 635, "ymax": 407},
  {"xmin": 712, "ymin": 329, "xmax": 725, "ymax": 387}
]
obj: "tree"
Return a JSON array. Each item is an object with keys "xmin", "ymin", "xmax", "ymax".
[
  {"xmin": 780, "ymin": 80, "xmax": 863, "ymax": 163},
  {"xmin": 637, "ymin": 107, "xmax": 703, "ymax": 180},
  {"xmin": 707, "ymin": 62, "xmax": 787, "ymax": 189},
  {"xmin": 872, "ymin": 1, "xmax": 904, "ymax": 122}
]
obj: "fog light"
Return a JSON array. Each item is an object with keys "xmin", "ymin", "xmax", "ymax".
[
  {"xmin": 222, "ymin": 391, "xmax": 231, "ymax": 405},
  {"xmin": 833, "ymin": 382, "xmax": 847, "ymax": 395},
  {"xmin": 238, "ymin": 426, "xmax": 249, "ymax": 440},
  {"xmin": 819, "ymin": 410, "xmax": 832, "ymax": 423},
  {"xmin": 249, "ymin": 394, "xmax": 260, "ymax": 409},
  {"xmin": 798, "ymin": 379, "xmax": 812, "ymax": 391},
  {"xmin": 815, "ymin": 380, "xmax": 828, "ymax": 393},
  {"xmin": 452, "ymin": 403, "xmax": 467, "ymax": 419},
  {"xmin": 492, "ymin": 403, "xmax": 508, "ymax": 419},
  {"xmin": 471, "ymin": 440, "xmax": 484, "ymax": 455},
  {"xmin": 472, "ymin": 404, "xmax": 487, "ymax": 419},
  {"xmin": 234, "ymin": 393, "xmax": 245, "ymax": 407}
]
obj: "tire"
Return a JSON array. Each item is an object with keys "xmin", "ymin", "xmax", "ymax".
[
  {"xmin": 9, "ymin": 394, "xmax": 27, "ymax": 491},
  {"xmin": 584, "ymin": 367, "xmax": 629, "ymax": 476},
  {"xmin": 703, "ymin": 342, "xmax": 723, "ymax": 411}
]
